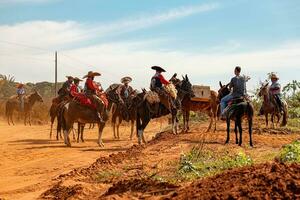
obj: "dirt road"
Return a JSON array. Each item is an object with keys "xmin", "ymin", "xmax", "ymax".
[
  {"xmin": 0, "ymin": 120, "xmax": 163, "ymax": 200},
  {"xmin": 0, "ymin": 118, "xmax": 299, "ymax": 200}
]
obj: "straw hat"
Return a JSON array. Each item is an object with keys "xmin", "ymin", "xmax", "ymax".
[
  {"xmin": 73, "ymin": 77, "xmax": 83, "ymax": 82},
  {"xmin": 121, "ymin": 76, "xmax": 132, "ymax": 84},
  {"xmin": 83, "ymin": 71, "xmax": 101, "ymax": 79},
  {"xmin": 151, "ymin": 66, "xmax": 166, "ymax": 72},
  {"xmin": 270, "ymin": 73, "xmax": 279, "ymax": 80},
  {"xmin": 16, "ymin": 83, "xmax": 24, "ymax": 88}
]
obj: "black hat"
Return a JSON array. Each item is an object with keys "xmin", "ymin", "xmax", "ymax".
[{"xmin": 151, "ymin": 66, "xmax": 166, "ymax": 72}]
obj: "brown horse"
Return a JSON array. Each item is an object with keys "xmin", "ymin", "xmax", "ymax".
[
  {"xmin": 60, "ymin": 100, "xmax": 109, "ymax": 147},
  {"xmin": 258, "ymin": 82, "xmax": 288, "ymax": 128},
  {"xmin": 5, "ymin": 91, "xmax": 43, "ymax": 125},
  {"xmin": 172, "ymin": 75, "xmax": 218, "ymax": 132},
  {"xmin": 111, "ymin": 101, "xmax": 136, "ymax": 140}
]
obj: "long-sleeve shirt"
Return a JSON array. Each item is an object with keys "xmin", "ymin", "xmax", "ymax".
[
  {"xmin": 269, "ymin": 81, "xmax": 281, "ymax": 95},
  {"xmin": 155, "ymin": 72, "xmax": 169, "ymax": 85},
  {"xmin": 70, "ymin": 84, "xmax": 80, "ymax": 97},
  {"xmin": 17, "ymin": 88, "xmax": 25, "ymax": 95}
]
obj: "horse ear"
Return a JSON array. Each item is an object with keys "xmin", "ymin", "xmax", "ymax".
[
  {"xmin": 182, "ymin": 75, "xmax": 185, "ymax": 81},
  {"xmin": 185, "ymin": 74, "xmax": 189, "ymax": 81},
  {"xmin": 219, "ymin": 81, "xmax": 223, "ymax": 88},
  {"xmin": 172, "ymin": 73, "xmax": 177, "ymax": 78}
]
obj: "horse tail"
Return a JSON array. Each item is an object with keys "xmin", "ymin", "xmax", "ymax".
[
  {"xmin": 5, "ymin": 101, "xmax": 9, "ymax": 119},
  {"xmin": 281, "ymin": 105, "xmax": 288, "ymax": 127}
]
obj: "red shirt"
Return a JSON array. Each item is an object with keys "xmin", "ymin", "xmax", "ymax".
[
  {"xmin": 70, "ymin": 84, "xmax": 79, "ymax": 97},
  {"xmin": 86, "ymin": 78, "xmax": 100, "ymax": 92},
  {"xmin": 158, "ymin": 74, "xmax": 169, "ymax": 85}
]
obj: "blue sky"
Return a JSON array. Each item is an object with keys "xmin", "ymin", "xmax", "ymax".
[{"xmin": 0, "ymin": 0, "xmax": 300, "ymax": 92}]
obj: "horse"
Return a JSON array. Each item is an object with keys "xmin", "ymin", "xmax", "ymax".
[
  {"xmin": 111, "ymin": 99, "xmax": 136, "ymax": 140},
  {"xmin": 218, "ymin": 81, "xmax": 254, "ymax": 146},
  {"xmin": 258, "ymin": 82, "xmax": 288, "ymax": 128},
  {"xmin": 135, "ymin": 74, "xmax": 194, "ymax": 144},
  {"xmin": 60, "ymin": 99, "xmax": 109, "ymax": 147},
  {"xmin": 5, "ymin": 90, "xmax": 43, "ymax": 125},
  {"xmin": 171, "ymin": 75, "xmax": 218, "ymax": 133}
]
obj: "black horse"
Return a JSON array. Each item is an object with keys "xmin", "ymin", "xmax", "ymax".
[
  {"xmin": 135, "ymin": 74, "xmax": 194, "ymax": 144},
  {"xmin": 218, "ymin": 81, "xmax": 254, "ymax": 147}
]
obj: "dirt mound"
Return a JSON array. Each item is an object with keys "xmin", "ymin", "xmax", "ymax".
[
  {"xmin": 255, "ymin": 127, "xmax": 296, "ymax": 135},
  {"xmin": 103, "ymin": 178, "xmax": 178, "ymax": 198},
  {"xmin": 168, "ymin": 161, "xmax": 300, "ymax": 199},
  {"xmin": 148, "ymin": 131, "xmax": 177, "ymax": 145},
  {"xmin": 40, "ymin": 182, "xmax": 83, "ymax": 200}
]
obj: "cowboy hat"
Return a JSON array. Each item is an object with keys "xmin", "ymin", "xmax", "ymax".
[
  {"xmin": 121, "ymin": 76, "xmax": 132, "ymax": 84},
  {"xmin": 151, "ymin": 66, "xmax": 166, "ymax": 72},
  {"xmin": 73, "ymin": 77, "xmax": 83, "ymax": 82},
  {"xmin": 66, "ymin": 76, "xmax": 74, "ymax": 79},
  {"xmin": 269, "ymin": 73, "xmax": 279, "ymax": 80},
  {"xmin": 83, "ymin": 71, "xmax": 101, "ymax": 79},
  {"xmin": 16, "ymin": 83, "xmax": 24, "ymax": 88}
]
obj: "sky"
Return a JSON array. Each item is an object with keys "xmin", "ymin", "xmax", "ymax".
[{"xmin": 0, "ymin": 0, "xmax": 300, "ymax": 93}]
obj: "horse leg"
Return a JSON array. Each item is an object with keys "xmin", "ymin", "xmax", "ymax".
[
  {"xmin": 97, "ymin": 122, "xmax": 106, "ymax": 147},
  {"xmin": 137, "ymin": 111, "xmax": 150, "ymax": 145},
  {"xmin": 237, "ymin": 118, "xmax": 243, "ymax": 146},
  {"xmin": 265, "ymin": 114, "xmax": 268, "ymax": 128},
  {"xmin": 225, "ymin": 118, "xmax": 230, "ymax": 144},
  {"xmin": 186, "ymin": 110, "xmax": 190, "ymax": 132},
  {"xmin": 112, "ymin": 115, "xmax": 117, "ymax": 139},
  {"xmin": 24, "ymin": 113, "xmax": 27, "ymax": 126},
  {"xmin": 63, "ymin": 128, "xmax": 72, "ymax": 147},
  {"xmin": 80, "ymin": 124, "xmax": 85, "ymax": 142},
  {"xmin": 117, "ymin": 117, "xmax": 122, "ymax": 140},
  {"xmin": 130, "ymin": 120, "xmax": 134, "ymax": 140},
  {"xmin": 50, "ymin": 117, "xmax": 55, "ymax": 139},
  {"xmin": 77, "ymin": 123, "xmax": 80, "ymax": 143},
  {"xmin": 171, "ymin": 110, "xmax": 178, "ymax": 135},
  {"xmin": 28, "ymin": 112, "xmax": 31, "ymax": 126},
  {"xmin": 234, "ymin": 122, "xmax": 238, "ymax": 144},
  {"xmin": 182, "ymin": 109, "xmax": 186, "ymax": 132},
  {"xmin": 249, "ymin": 117, "xmax": 253, "ymax": 147},
  {"xmin": 271, "ymin": 114, "xmax": 275, "ymax": 129},
  {"xmin": 206, "ymin": 111, "xmax": 213, "ymax": 132}
]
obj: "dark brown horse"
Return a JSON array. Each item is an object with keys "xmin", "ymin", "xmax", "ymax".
[
  {"xmin": 172, "ymin": 75, "xmax": 218, "ymax": 133},
  {"xmin": 5, "ymin": 91, "xmax": 43, "ymax": 125},
  {"xmin": 135, "ymin": 74, "xmax": 194, "ymax": 144},
  {"xmin": 218, "ymin": 82, "xmax": 254, "ymax": 146},
  {"xmin": 258, "ymin": 82, "xmax": 288, "ymax": 128}
]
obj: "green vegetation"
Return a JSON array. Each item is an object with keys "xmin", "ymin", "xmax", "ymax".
[
  {"xmin": 95, "ymin": 170, "xmax": 122, "ymax": 182},
  {"xmin": 278, "ymin": 140, "xmax": 300, "ymax": 163},
  {"xmin": 177, "ymin": 146, "xmax": 253, "ymax": 181}
]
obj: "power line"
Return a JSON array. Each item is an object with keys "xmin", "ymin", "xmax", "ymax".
[{"xmin": 0, "ymin": 40, "xmax": 53, "ymax": 53}]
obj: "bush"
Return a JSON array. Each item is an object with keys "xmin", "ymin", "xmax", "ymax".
[
  {"xmin": 279, "ymin": 140, "xmax": 300, "ymax": 163},
  {"xmin": 178, "ymin": 147, "xmax": 253, "ymax": 180}
]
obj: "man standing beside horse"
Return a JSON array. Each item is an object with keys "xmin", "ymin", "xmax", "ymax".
[{"xmin": 116, "ymin": 76, "xmax": 134, "ymax": 121}]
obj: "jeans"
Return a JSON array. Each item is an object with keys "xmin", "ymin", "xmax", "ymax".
[{"xmin": 220, "ymin": 94, "xmax": 233, "ymax": 114}]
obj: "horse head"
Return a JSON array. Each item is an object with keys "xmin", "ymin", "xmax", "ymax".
[
  {"xmin": 180, "ymin": 74, "xmax": 195, "ymax": 98},
  {"xmin": 217, "ymin": 81, "xmax": 230, "ymax": 100},
  {"xmin": 258, "ymin": 81, "xmax": 269, "ymax": 97},
  {"xmin": 31, "ymin": 89, "xmax": 43, "ymax": 103}
]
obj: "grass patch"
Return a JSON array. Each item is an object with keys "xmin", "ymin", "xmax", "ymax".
[
  {"xmin": 286, "ymin": 118, "xmax": 300, "ymax": 132},
  {"xmin": 95, "ymin": 170, "xmax": 122, "ymax": 182},
  {"xmin": 177, "ymin": 146, "xmax": 253, "ymax": 181},
  {"xmin": 278, "ymin": 140, "xmax": 300, "ymax": 163}
]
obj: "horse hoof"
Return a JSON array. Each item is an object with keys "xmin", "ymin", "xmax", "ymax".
[{"xmin": 98, "ymin": 142, "xmax": 104, "ymax": 147}]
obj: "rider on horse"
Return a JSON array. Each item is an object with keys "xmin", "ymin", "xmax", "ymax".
[
  {"xmin": 269, "ymin": 73, "xmax": 284, "ymax": 113},
  {"xmin": 16, "ymin": 83, "xmax": 25, "ymax": 112},
  {"xmin": 70, "ymin": 77, "xmax": 82, "ymax": 98},
  {"xmin": 116, "ymin": 76, "xmax": 134, "ymax": 121},
  {"xmin": 83, "ymin": 71, "xmax": 105, "ymax": 122},
  {"xmin": 220, "ymin": 66, "xmax": 247, "ymax": 119},
  {"xmin": 58, "ymin": 76, "xmax": 73, "ymax": 101}
]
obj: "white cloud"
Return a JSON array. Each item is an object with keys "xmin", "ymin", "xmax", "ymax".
[{"xmin": 0, "ymin": 3, "xmax": 299, "ymax": 91}]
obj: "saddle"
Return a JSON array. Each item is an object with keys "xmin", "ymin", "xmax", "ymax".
[{"xmin": 228, "ymin": 97, "xmax": 246, "ymax": 106}]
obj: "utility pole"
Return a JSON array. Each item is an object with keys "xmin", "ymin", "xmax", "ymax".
[{"xmin": 55, "ymin": 51, "xmax": 57, "ymax": 96}]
